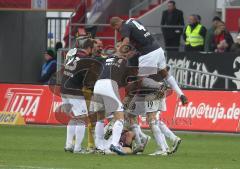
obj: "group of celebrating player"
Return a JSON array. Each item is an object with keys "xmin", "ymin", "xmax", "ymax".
[{"xmin": 60, "ymin": 17, "xmax": 188, "ymax": 156}]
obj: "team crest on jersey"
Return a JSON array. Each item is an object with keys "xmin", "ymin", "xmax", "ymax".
[{"xmin": 66, "ymin": 48, "xmax": 77, "ymax": 60}]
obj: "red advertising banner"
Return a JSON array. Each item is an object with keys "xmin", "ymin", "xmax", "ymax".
[
  {"xmin": 140, "ymin": 91, "xmax": 240, "ymax": 133},
  {"xmin": 0, "ymin": 83, "xmax": 240, "ymax": 133},
  {"xmin": 0, "ymin": 0, "xmax": 31, "ymax": 9},
  {"xmin": 225, "ymin": 7, "xmax": 240, "ymax": 32},
  {"xmin": 0, "ymin": 84, "xmax": 65, "ymax": 124},
  {"xmin": 47, "ymin": 0, "xmax": 82, "ymax": 10},
  {"xmin": 0, "ymin": 0, "xmax": 91, "ymax": 11}
]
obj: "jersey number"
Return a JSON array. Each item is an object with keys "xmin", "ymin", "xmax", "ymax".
[{"xmin": 147, "ymin": 101, "xmax": 153, "ymax": 108}]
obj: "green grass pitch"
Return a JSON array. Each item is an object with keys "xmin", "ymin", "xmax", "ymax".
[{"xmin": 0, "ymin": 125, "xmax": 239, "ymax": 169}]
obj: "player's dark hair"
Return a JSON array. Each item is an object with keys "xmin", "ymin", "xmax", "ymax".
[
  {"xmin": 168, "ymin": 0, "xmax": 176, "ymax": 6},
  {"xmin": 212, "ymin": 16, "xmax": 221, "ymax": 22},
  {"xmin": 82, "ymin": 39, "xmax": 95, "ymax": 49},
  {"xmin": 196, "ymin": 15, "xmax": 201, "ymax": 22}
]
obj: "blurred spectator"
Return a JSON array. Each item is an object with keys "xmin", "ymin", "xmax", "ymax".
[
  {"xmin": 63, "ymin": 3, "xmax": 87, "ymax": 48},
  {"xmin": 93, "ymin": 39, "xmax": 103, "ymax": 57},
  {"xmin": 92, "ymin": 39, "xmax": 106, "ymax": 61},
  {"xmin": 55, "ymin": 42, "xmax": 63, "ymax": 52},
  {"xmin": 39, "ymin": 49, "xmax": 57, "ymax": 84},
  {"xmin": 231, "ymin": 17, "xmax": 240, "ymax": 42},
  {"xmin": 238, "ymin": 17, "xmax": 240, "ymax": 33},
  {"xmin": 231, "ymin": 34, "xmax": 240, "ymax": 53},
  {"xmin": 212, "ymin": 21, "xmax": 234, "ymax": 53},
  {"xmin": 195, "ymin": 15, "xmax": 202, "ymax": 23},
  {"xmin": 161, "ymin": 0, "xmax": 184, "ymax": 51},
  {"xmin": 183, "ymin": 15, "xmax": 207, "ymax": 51},
  {"xmin": 204, "ymin": 16, "xmax": 222, "ymax": 52},
  {"xmin": 54, "ymin": 41, "xmax": 63, "ymax": 57}
]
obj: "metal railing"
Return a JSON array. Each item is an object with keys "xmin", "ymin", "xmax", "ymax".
[
  {"xmin": 68, "ymin": 23, "xmax": 118, "ymax": 47},
  {"xmin": 224, "ymin": 0, "xmax": 240, "ymax": 6},
  {"xmin": 170, "ymin": 65, "xmax": 240, "ymax": 90},
  {"xmin": 69, "ymin": 0, "xmax": 88, "ymax": 48},
  {"xmin": 56, "ymin": 47, "xmax": 240, "ymax": 90},
  {"xmin": 129, "ymin": 0, "xmax": 165, "ymax": 18},
  {"xmin": 46, "ymin": 17, "xmax": 69, "ymax": 48}
]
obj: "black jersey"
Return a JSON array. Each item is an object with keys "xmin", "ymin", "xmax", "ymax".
[
  {"xmin": 119, "ymin": 18, "xmax": 159, "ymax": 55},
  {"xmin": 61, "ymin": 49, "xmax": 103, "ymax": 96},
  {"xmin": 100, "ymin": 55, "xmax": 134, "ymax": 87}
]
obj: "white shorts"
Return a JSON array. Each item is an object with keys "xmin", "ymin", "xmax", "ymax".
[
  {"xmin": 89, "ymin": 79, "xmax": 124, "ymax": 115},
  {"xmin": 127, "ymin": 96, "xmax": 166, "ymax": 116},
  {"xmin": 138, "ymin": 47, "xmax": 166, "ymax": 76},
  {"xmin": 61, "ymin": 94, "xmax": 88, "ymax": 117}
]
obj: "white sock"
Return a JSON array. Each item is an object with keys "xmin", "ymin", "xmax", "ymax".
[
  {"xmin": 166, "ymin": 75, "xmax": 183, "ymax": 97},
  {"xmin": 95, "ymin": 121, "xmax": 105, "ymax": 149},
  {"xmin": 158, "ymin": 120, "xmax": 177, "ymax": 142},
  {"xmin": 131, "ymin": 124, "xmax": 142, "ymax": 145},
  {"xmin": 65, "ymin": 119, "xmax": 76, "ymax": 148},
  {"xmin": 151, "ymin": 123, "xmax": 169, "ymax": 152},
  {"xmin": 74, "ymin": 121, "xmax": 86, "ymax": 152},
  {"xmin": 111, "ymin": 120, "xmax": 124, "ymax": 146},
  {"xmin": 137, "ymin": 125, "xmax": 147, "ymax": 140}
]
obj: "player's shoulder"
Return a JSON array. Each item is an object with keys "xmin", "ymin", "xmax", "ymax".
[{"xmin": 66, "ymin": 48, "xmax": 77, "ymax": 59}]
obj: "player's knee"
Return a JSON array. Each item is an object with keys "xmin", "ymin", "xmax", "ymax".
[
  {"xmin": 126, "ymin": 131, "xmax": 135, "ymax": 139},
  {"xmin": 148, "ymin": 119, "xmax": 157, "ymax": 129},
  {"xmin": 114, "ymin": 111, "xmax": 124, "ymax": 120},
  {"xmin": 96, "ymin": 111, "xmax": 105, "ymax": 121},
  {"xmin": 68, "ymin": 119, "xmax": 76, "ymax": 125},
  {"xmin": 159, "ymin": 69, "xmax": 168, "ymax": 79},
  {"xmin": 147, "ymin": 112, "xmax": 158, "ymax": 129},
  {"xmin": 158, "ymin": 120, "xmax": 165, "ymax": 127},
  {"xmin": 128, "ymin": 115, "xmax": 137, "ymax": 125},
  {"xmin": 75, "ymin": 119, "xmax": 87, "ymax": 126}
]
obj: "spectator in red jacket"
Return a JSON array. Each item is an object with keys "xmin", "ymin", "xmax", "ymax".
[{"xmin": 212, "ymin": 21, "xmax": 234, "ymax": 53}]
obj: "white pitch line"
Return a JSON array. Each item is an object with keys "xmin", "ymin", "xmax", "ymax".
[{"xmin": 0, "ymin": 164, "xmax": 68, "ymax": 169}]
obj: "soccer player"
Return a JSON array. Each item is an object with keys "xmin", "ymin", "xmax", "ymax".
[
  {"xmin": 110, "ymin": 17, "xmax": 188, "ymax": 105},
  {"xmin": 126, "ymin": 84, "xmax": 181, "ymax": 155},
  {"xmin": 90, "ymin": 44, "xmax": 136, "ymax": 155},
  {"xmin": 124, "ymin": 81, "xmax": 167, "ymax": 155},
  {"xmin": 86, "ymin": 39, "xmax": 106, "ymax": 152},
  {"xmin": 61, "ymin": 39, "xmax": 102, "ymax": 153}
]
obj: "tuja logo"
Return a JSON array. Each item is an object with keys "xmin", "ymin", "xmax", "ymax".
[
  {"xmin": 175, "ymin": 102, "xmax": 240, "ymax": 123},
  {"xmin": 3, "ymin": 88, "xmax": 43, "ymax": 117}
]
